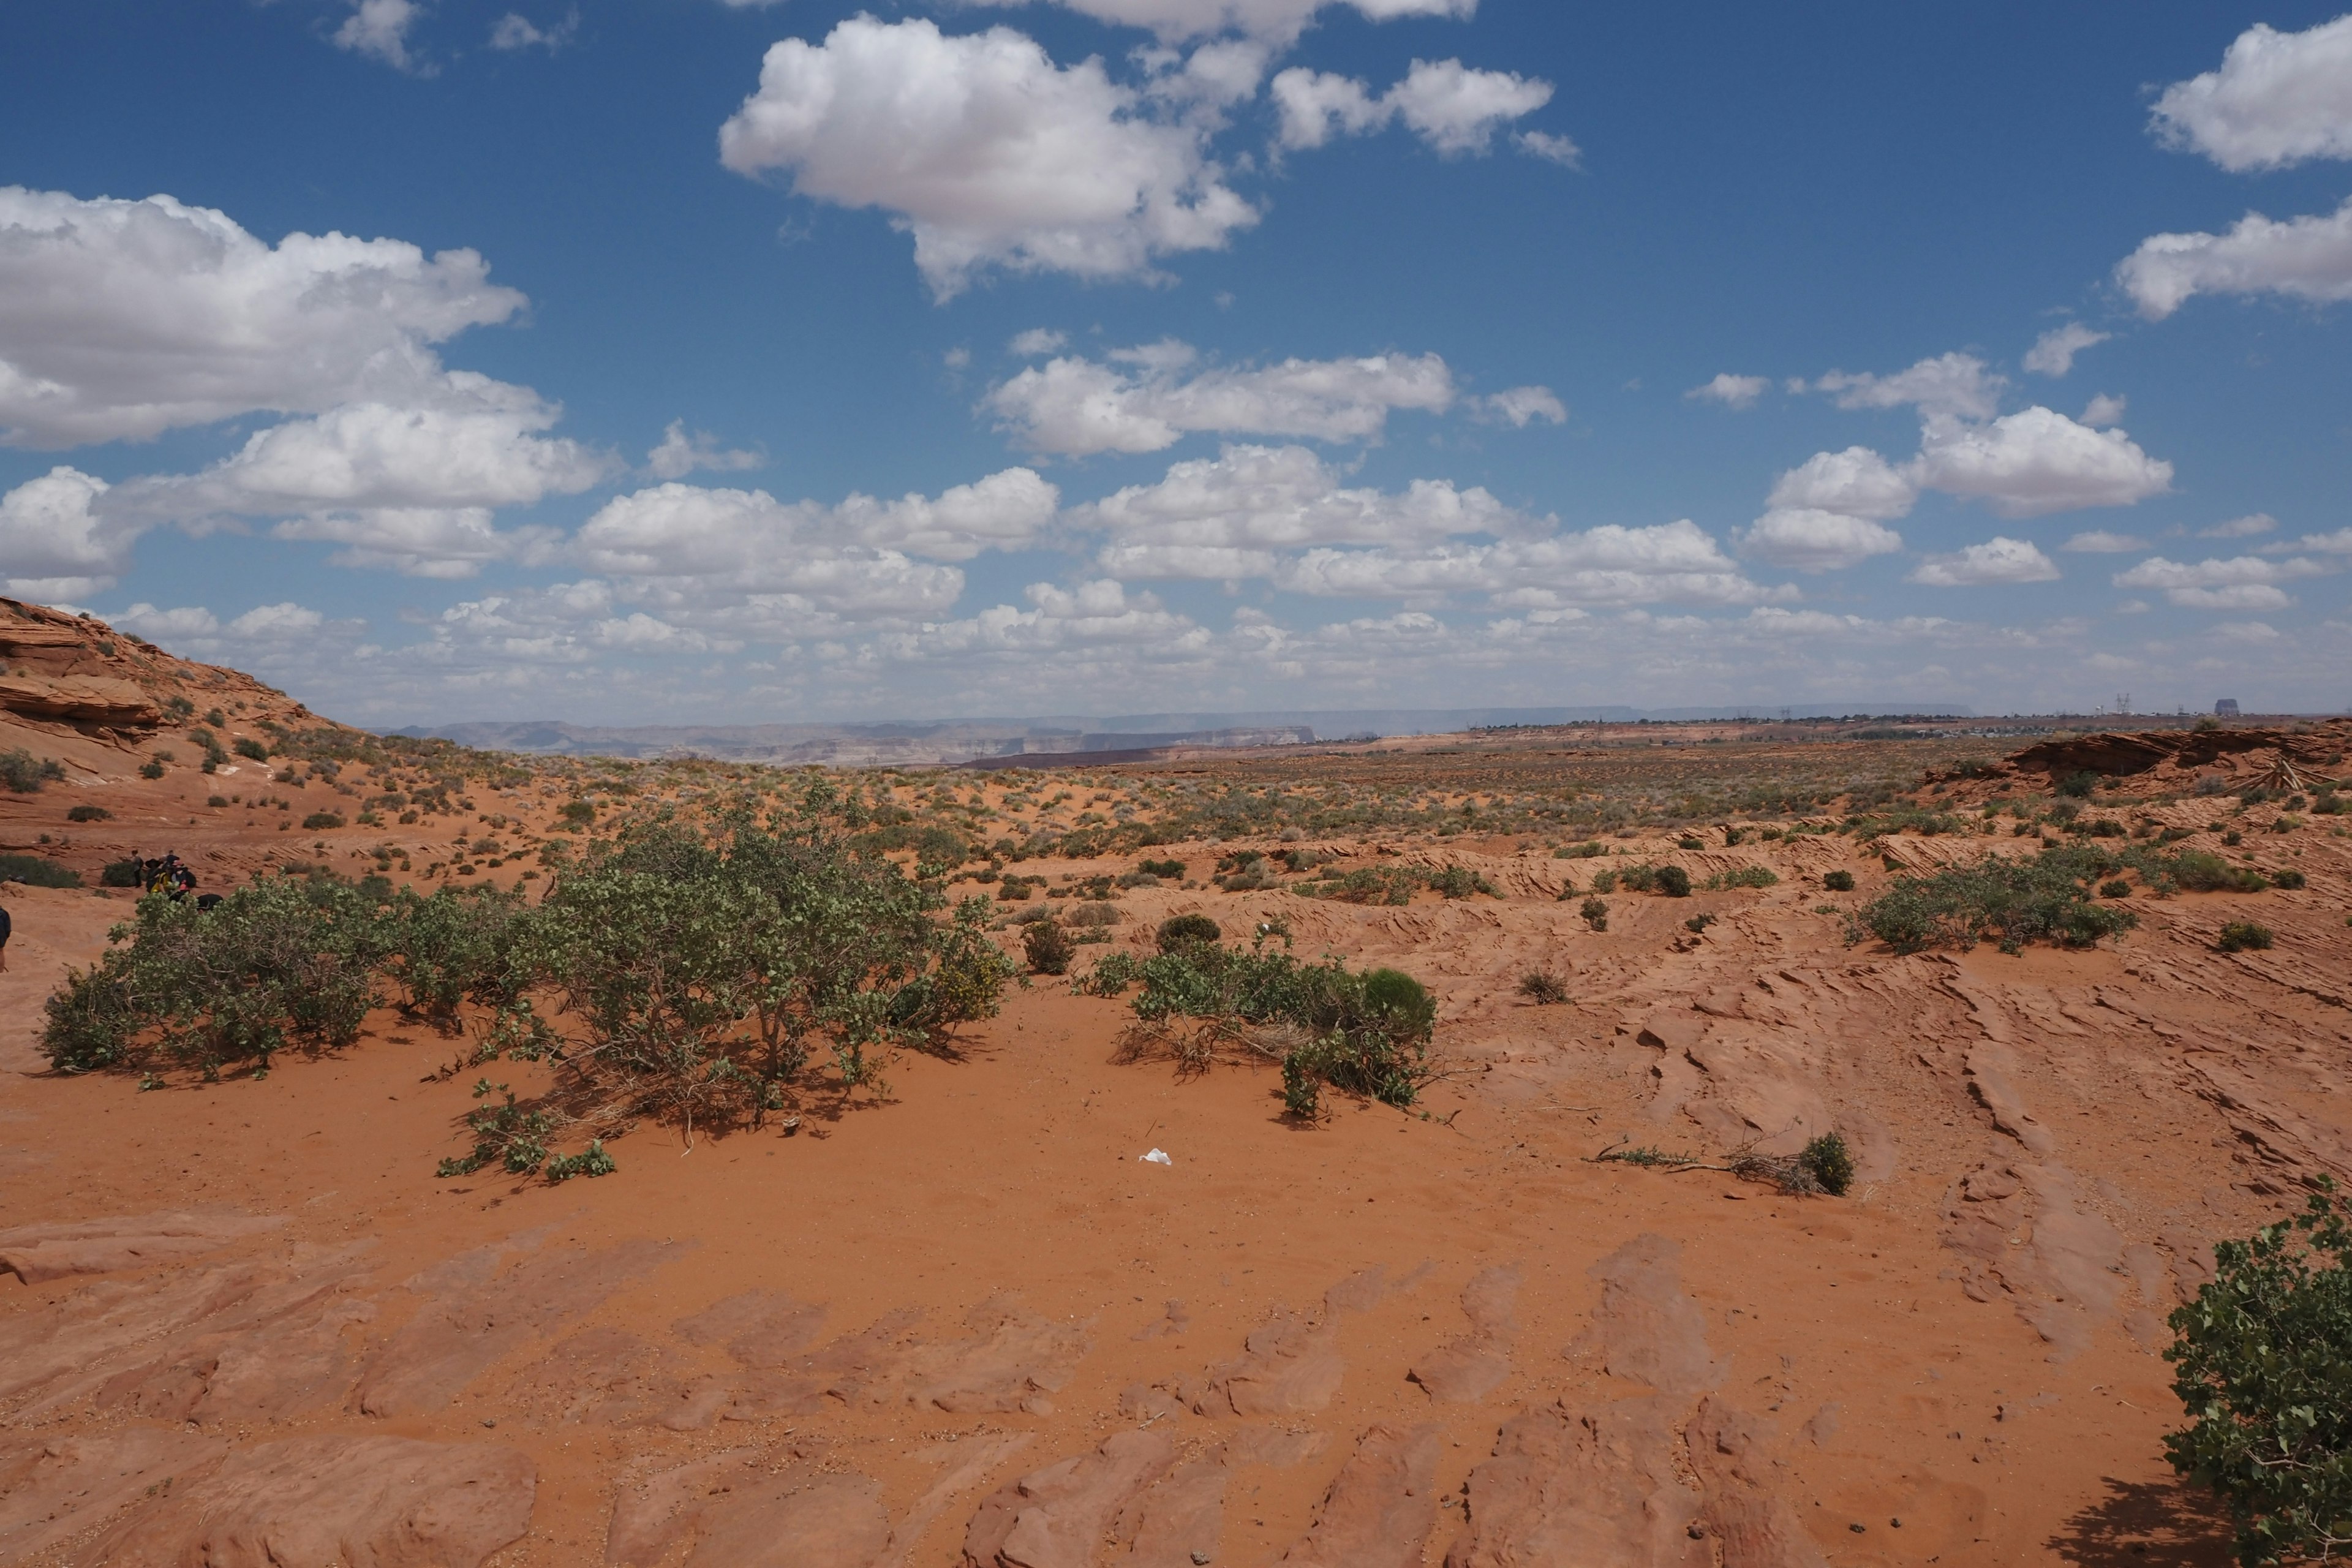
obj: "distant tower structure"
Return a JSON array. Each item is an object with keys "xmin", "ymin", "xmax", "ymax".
[
  {"xmin": 2115, "ymin": 692, "xmax": 2132, "ymax": 716},
  {"xmin": 2215, "ymin": 698, "xmax": 2241, "ymax": 717},
  {"xmin": 1779, "ymin": 706, "xmax": 1793, "ymax": 723}
]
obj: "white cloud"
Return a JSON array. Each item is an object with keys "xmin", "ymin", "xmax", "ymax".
[
  {"xmin": 1910, "ymin": 406, "xmax": 2172, "ymax": 518},
  {"xmin": 1009, "ymin": 328, "xmax": 1069, "ymax": 356},
  {"xmin": 333, "ymin": 0, "xmax": 429, "ymax": 73},
  {"xmin": 1280, "ymin": 521, "xmax": 1784, "ymax": 608},
  {"xmin": 2212, "ymin": 620, "xmax": 2282, "ymax": 641},
  {"xmin": 1735, "ymin": 509, "xmax": 1903, "ymax": 573},
  {"xmin": 2113, "ymin": 552, "xmax": 2332, "ymax": 609},
  {"xmin": 984, "ymin": 342, "xmax": 1453, "ymax": 455},
  {"xmin": 2062, "ymin": 530, "xmax": 2147, "ymax": 553},
  {"xmin": 717, "ymin": 17, "xmax": 1257, "ymax": 300},
  {"xmin": 0, "ymin": 466, "xmax": 133, "ymax": 597},
  {"xmin": 0, "ymin": 187, "xmax": 524, "ymax": 447},
  {"xmin": 271, "ymin": 508, "xmax": 562, "ymax": 579},
  {"xmin": 1473, "ymin": 386, "xmax": 1566, "ymax": 428},
  {"xmin": 2117, "ymin": 197, "xmax": 2352, "ymax": 319},
  {"xmin": 1270, "ymin": 59, "xmax": 1556, "ymax": 156},
  {"xmin": 965, "ymin": 0, "xmax": 1476, "ymax": 47},
  {"xmin": 2284, "ymin": 527, "xmax": 2352, "ymax": 554},
  {"xmin": 1811, "ymin": 352, "xmax": 2003, "ymax": 421},
  {"xmin": 1516, "ymin": 130, "xmax": 1581, "ymax": 167},
  {"xmin": 832, "ymin": 467, "xmax": 1061, "ymax": 560},
  {"xmin": 897, "ymin": 579, "xmax": 1207, "ymax": 660},
  {"xmin": 646, "ymin": 420, "xmax": 763, "ymax": 481},
  {"xmin": 1766, "ymin": 446, "xmax": 1916, "ymax": 519},
  {"xmin": 113, "ymin": 603, "xmax": 222, "ymax": 639},
  {"xmin": 489, "ymin": 9, "xmax": 577, "ymax": 51},
  {"xmin": 1686, "ymin": 373, "xmax": 1768, "ymax": 410},
  {"xmin": 227, "ymin": 602, "xmax": 328, "ymax": 639},
  {"xmin": 2080, "ymin": 393, "xmax": 2126, "ymax": 427},
  {"xmin": 1908, "ymin": 537, "xmax": 2060, "ymax": 587},
  {"xmin": 2201, "ymin": 512, "xmax": 2277, "ymax": 538},
  {"xmin": 2149, "ymin": 15, "xmax": 2352, "ymax": 172},
  {"xmin": 2023, "ymin": 322, "xmax": 2108, "ymax": 377},
  {"xmin": 107, "ymin": 377, "xmax": 614, "ymax": 522}
]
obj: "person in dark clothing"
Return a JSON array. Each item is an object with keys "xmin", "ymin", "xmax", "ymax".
[{"xmin": 0, "ymin": 901, "xmax": 12, "ymax": 971}]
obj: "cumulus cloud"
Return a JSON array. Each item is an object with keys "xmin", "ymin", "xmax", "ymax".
[
  {"xmin": 0, "ymin": 186, "xmax": 525, "ymax": 447},
  {"xmin": 984, "ymin": 342, "xmax": 1454, "ymax": 455},
  {"xmin": 895, "ymin": 578, "xmax": 1208, "ymax": 661},
  {"xmin": 2117, "ymin": 197, "xmax": 2352, "ymax": 319},
  {"xmin": 2113, "ymin": 552, "xmax": 2332, "ymax": 609},
  {"xmin": 2081, "ymin": 394, "xmax": 2126, "ymax": 427},
  {"xmin": 1472, "ymin": 386, "xmax": 1566, "ymax": 428},
  {"xmin": 1516, "ymin": 130, "xmax": 1581, "ymax": 166},
  {"xmin": 2062, "ymin": 530, "xmax": 2147, "ymax": 553},
  {"xmin": 1810, "ymin": 352, "xmax": 2004, "ymax": 421},
  {"xmin": 1009, "ymin": 328, "xmax": 1069, "ymax": 356},
  {"xmin": 1910, "ymin": 405, "xmax": 2173, "ymax": 518},
  {"xmin": 2283, "ymin": 527, "xmax": 2352, "ymax": 554},
  {"xmin": 1278, "ymin": 521, "xmax": 1784, "ymax": 608},
  {"xmin": 1735, "ymin": 509, "xmax": 1904, "ymax": 573},
  {"xmin": 718, "ymin": 17, "xmax": 1257, "ymax": 300},
  {"xmin": 646, "ymin": 420, "xmax": 763, "ymax": 481},
  {"xmin": 965, "ymin": 0, "xmax": 1476, "ymax": 47},
  {"xmin": 1907, "ymin": 537, "xmax": 2060, "ymax": 587},
  {"xmin": 489, "ymin": 9, "xmax": 578, "ymax": 51},
  {"xmin": 2024, "ymin": 322, "xmax": 2108, "ymax": 377},
  {"xmin": 1766, "ymin": 446, "xmax": 1917, "ymax": 519},
  {"xmin": 271, "ymin": 508, "xmax": 562, "ymax": 579},
  {"xmin": 1270, "ymin": 59, "xmax": 1556, "ymax": 156},
  {"xmin": 334, "ymin": 0, "xmax": 429, "ymax": 72},
  {"xmin": 2149, "ymin": 14, "xmax": 2352, "ymax": 172},
  {"xmin": 0, "ymin": 466, "xmax": 134, "ymax": 597},
  {"xmin": 1686, "ymin": 373, "xmax": 1768, "ymax": 410},
  {"xmin": 2201, "ymin": 512, "xmax": 2277, "ymax": 538}
]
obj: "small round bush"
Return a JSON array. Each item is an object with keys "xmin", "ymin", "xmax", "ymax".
[
  {"xmin": 2271, "ymin": 869, "xmax": 2307, "ymax": 891},
  {"xmin": 2057, "ymin": 769, "xmax": 2101, "ymax": 799},
  {"xmin": 1800, "ymin": 1132, "xmax": 1855, "ymax": 1196},
  {"xmin": 2217, "ymin": 921, "xmax": 2274, "ymax": 954},
  {"xmin": 1023, "ymin": 918, "xmax": 1074, "ymax": 976},
  {"xmin": 138, "ymin": 758, "xmax": 167, "ymax": 780},
  {"xmin": 1655, "ymin": 865, "xmax": 1691, "ymax": 899},
  {"xmin": 99, "ymin": 858, "xmax": 146, "ymax": 888},
  {"xmin": 1579, "ymin": 896, "xmax": 1609, "ymax": 932},
  {"xmin": 301, "ymin": 812, "xmax": 345, "ymax": 831},
  {"xmin": 1517, "ymin": 970, "xmax": 1569, "ymax": 1005},
  {"xmin": 1156, "ymin": 913, "xmax": 1221, "ymax": 952},
  {"xmin": 1822, "ymin": 870, "xmax": 1856, "ymax": 892},
  {"xmin": 65, "ymin": 804, "xmax": 111, "ymax": 823},
  {"xmin": 2100, "ymin": 879, "xmax": 2132, "ymax": 899}
]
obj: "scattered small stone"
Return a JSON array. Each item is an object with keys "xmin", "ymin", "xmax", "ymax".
[
  {"xmin": 1850, "ymin": 1523, "xmax": 1867, "ymax": 1533},
  {"xmin": 1192, "ymin": 1554, "xmax": 1212, "ymax": 1566}
]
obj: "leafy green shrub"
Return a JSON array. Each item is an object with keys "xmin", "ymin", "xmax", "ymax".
[
  {"xmin": 1800, "ymin": 1133, "xmax": 1854, "ymax": 1195},
  {"xmin": 2057, "ymin": 769, "xmax": 2101, "ymax": 798},
  {"xmin": 1822, "ymin": 870, "xmax": 1856, "ymax": 892},
  {"xmin": 1580, "ymin": 896, "xmax": 1608, "ymax": 932},
  {"xmin": 206, "ymin": 794, "xmax": 229, "ymax": 808},
  {"xmin": 1074, "ymin": 951, "xmax": 1145, "ymax": 997},
  {"xmin": 2165, "ymin": 1185, "xmax": 2352, "ymax": 1567},
  {"xmin": 203, "ymin": 707, "xmax": 225, "ymax": 728},
  {"xmin": 66, "ymin": 804, "xmax": 111, "ymax": 823},
  {"xmin": 2100, "ymin": 879, "xmax": 2132, "ymax": 899},
  {"xmin": 2217, "ymin": 921, "xmax": 2274, "ymax": 953},
  {"xmin": 139, "ymin": 758, "xmax": 167, "ymax": 780},
  {"xmin": 558, "ymin": 801, "xmax": 595, "ymax": 826},
  {"xmin": 545, "ymin": 1140, "xmax": 617, "ymax": 1182},
  {"xmin": 1296, "ymin": 865, "xmax": 1418, "ymax": 905},
  {"xmin": 1137, "ymin": 857, "xmax": 1186, "ymax": 878},
  {"xmin": 1157, "ymin": 913, "xmax": 1221, "ymax": 952},
  {"xmin": 1858, "ymin": 847, "xmax": 2139, "ymax": 954},
  {"xmin": 382, "ymin": 884, "xmax": 530, "ymax": 1016},
  {"xmin": 1517, "ymin": 970, "xmax": 1568, "ymax": 1005},
  {"xmin": 1024, "ymin": 918, "xmax": 1074, "ymax": 976},
  {"xmin": 301, "ymin": 812, "xmax": 345, "ymax": 831},
  {"xmin": 1588, "ymin": 869, "xmax": 1618, "ymax": 894},
  {"xmin": 1676, "ymin": 835, "xmax": 1706, "ymax": 851},
  {"xmin": 232, "ymin": 736, "xmax": 269, "ymax": 762},
  {"xmin": 1428, "ymin": 864, "xmax": 1496, "ymax": 899},
  {"xmin": 100, "ymin": 858, "xmax": 146, "ymax": 888},
  {"xmin": 1655, "ymin": 865, "xmax": 1691, "ymax": 898},
  {"xmin": 0, "ymin": 853, "xmax": 81, "ymax": 888},
  {"xmin": 0, "ymin": 750, "xmax": 65, "ymax": 793},
  {"xmin": 2165, "ymin": 851, "xmax": 2269, "ymax": 893},
  {"xmin": 2271, "ymin": 869, "xmax": 2307, "ymax": 891},
  {"xmin": 438, "ymin": 1080, "xmax": 554, "ymax": 1176},
  {"xmin": 1683, "ymin": 913, "xmax": 1714, "ymax": 933},
  {"xmin": 1703, "ymin": 865, "xmax": 1777, "ymax": 891},
  {"xmin": 1618, "ymin": 864, "xmax": 1657, "ymax": 892},
  {"xmin": 1555, "ymin": 841, "xmax": 1605, "ymax": 859},
  {"xmin": 42, "ymin": 873, "xmax": 386, "ymax": 1074}
]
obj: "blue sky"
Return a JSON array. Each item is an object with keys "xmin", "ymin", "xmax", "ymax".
[{"xmin": 2, "ymin": 0, "xmax": 2349, "ymax": 723}]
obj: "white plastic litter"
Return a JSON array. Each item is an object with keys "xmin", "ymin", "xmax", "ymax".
[{"xmin": 1140, "ymin": 1148, "xmax": 1172, "ymax": 1166}]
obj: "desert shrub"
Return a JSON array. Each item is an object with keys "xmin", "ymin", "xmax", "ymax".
[
  {"xmin": 0, "ymin": 853, "xmax": 81, "ymax": 888},
  {"xmin": 558, "ymin": 801, "xmax": 595, "ymax": 826},
  {"xmin": 1858, "ymin": 847, "xmax": 2139, "ymax": 954},
  {"xmin": 301, "ymin": 812, "xmax": 345, "ymax": 831},
  {"xmin": 139, "ymin": 758, "xmax": 167, "ymax": 780},
  {"xmin": 1158, "ymin": 913, "xmax": 1221, "ymax": 952},
  {"xmin": 1684, "ymin": 913, "xmax": 1715, "ymax": 933},
  {"xmin": 1800, "ymin": 1132, "xmax": 1854, "ymax": 1195},
  {"xmin": 1655, "ymin": 865, "xmax": 1691, "ymax": 899},
  {"xmin": 1676, "ymin": 835, "xmax": 1705, "ymax": 851},
  {"xmin": 2217, "ymin": 921, "xmax": 2274, "ymax": 954},
  {"xmin": 382, "ymin": 884, "xmax": 531, "ymax": 1017},
  {"xmin": 1062, "ymin": 901, "xmax": 1121, "ymax": 928},
  {"xmin": 1588, "ymin": 869, "xmax": 1618, "ymax": 894},
  {"xmin": 2057, "ymin": 769, "xmax": 2101, "ymax": 798},
  {"xmin": 206, "ymin": 794, "xmax": 229, "ymax": 808},
  {"xmin": 545, "ymin": 1139, "xmax": 617, "ymax": 1182},
  {"xmin": 1704, "ymin": 865, "xmax": 1777, "ymax": 891},
  {"xmin": 100, "ymin": 858, "xmax": 146, "ymax": 888},
  {"xmin": 42, "ymin": 874, "xmax": 388, "ymax": 1074},
  {"xmin": 203, "ymin": 707, "xmax": 225, "ymax": 727},
  {"xmin": 1297, "ymin": 865, "xmax": 1418, "ymax": 905},
  {"xmin": 2100, "ymin": 879, "xmax": 2132, "ymax": 899},
  {"xmin": 2165, "ymin": 1185, "xmax": 2352, "ymax": 1567},
  {"xmin": 232, "ymin": 736, "xmax": 270, "ymax": 762},
  {"xmin": 1618, "ymin": 864, "xmax": 1657, "ymax": 892},
  {"xmin": 66, "ymin": 804, "xmax": 111, "ymax": 823},
  {"xmin": 996, "ymin": 876, "xmax": 1035, "ymax": 902},
  {"xmin": 1555, "ymin": 841, "xmax": 1605, "ymax": 859},
  {"xmin": 2164, "ymin": 851, "xmax": 2269, "ymax": 894},
  {"xmin": 0, "ymin": 749, "xmax": 65, "ymax": 793},
  {"xmin": 1428, "ymin": 864, "xmax": 1496, "ymax": 899},
  {"xmin": 1137, "ymin": 857, "xmax": 1186, "ymax": 878},
  {"xmin": 1822, "ymin": 870, "xmax": 1856, "ymax": 892},
  {"xmin": 2271, "ymin": 869, "xmax": 2307, "ymax": 891},
  {"xmin": 1518, "ymin": 970, "xmax": 1569, "ymax": 1005},
  {"xmin": 1024, "ymin": 918, "xmax": 1074, "ymax": 976},
  {"xmin": 1580, "ymin": 896, "xmax": 1609, "ymax": 932},
  {"xmin": 1074, "ymin": 951, "xmax": 1145, "ymax": 997}
]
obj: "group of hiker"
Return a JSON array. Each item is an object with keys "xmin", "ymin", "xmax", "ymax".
[{"xmin": 138, "ymin": 853, "xmax": 222, "ymax": 910}]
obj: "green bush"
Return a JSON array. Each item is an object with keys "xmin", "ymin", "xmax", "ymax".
[
  {"xmin": 1703, "ymin": 865, "xmax": 1777, "ymax": 891},
  {"xmin": 1157, "ymin": 913, "xmax": 1221, "ymax": 952},
  {"xmin": 1137, "ymin": 858, "xmax": 1186, "ymax": 879},
  {"xmin": 1428, "ymin": 864, "xmax": 1496, "ymax": 899},
  {"xmin": 1800, "ymin": 1133, "xmax": 1854, "ymax": 1196},
  {"xmin": 1589, "ymin": 869, "xmax": 1618, "ymax": 894},
  {"xmin": 2057, "ymin": 769, "xmax": 2101, "ymax": 798},
  {"xmin": 139, "ymin": 758, "xmax": 167, "ymax": 780},
  {"xmin": 0, "ymin": 749, "xmax": 65, "ymax": 793},
  {"xmin": 1655, "ymin": 865, "xmax": 1691, "ymax": 898},
  {"xmin": 100, "ymin": 858, "xmax": 147, "ymax": 888},
  {"xmin": 545, "ymin": 1139, "xmax": 617, "ymax": 1182},
  {"xmin": 1024, "ymin": 918, "xmax": 1074, "ymax": 976},
  {"xmin": 1822, "ymin": 870, "xmax": 1856, "ymax": 892},
  {"xmin": 1555, "ymin": 841, "xmax": 1605, "ymax": 859},
  {"xmin": 2217, "ymin": 921, "xmax": 2274, "ymax": 954},
  {"xmin": 66, "ymin": 804, "xmax": 111, "ymax": 823},
  {"xmin": 1580, "ymin": 896, "xmax": 1608, "ymax": 932},
  {"xmin": 232, "ymin": 736, "xmax": 270, "ymax": 762},
  {"xmin": 2271, "ymin": 869, "xmax": 2307, "ymax": 891},
  {"xmin": 301, "ymin": 812, "xmax": 345, "ymax": 831},
  {"xmin": 0, "ymin": 853, "xmax": 81, "ymax": 888},
  {"xmin": 1617, "ymin": 864, "xmax": 1657, "ymax": 892},
  {"xmin": 1857, "ymin": 846, "xmax": 2139, "ymax": 954},
  {"xmin": 382, "ymin": 884, "xmax": 530, "ymax": 1017},
  {"xmin": 2165, "ymin": 1185, "xmax": 2352, "ymax": 1567},
  {"xmin": 2100, "ymin": 879, "xmax": 2132, "ymax": 899},
  {"xmin": 1517, "ymin": 970, "xmax": 1568, "ymax": 1005},
  {"xmin": 2163, "ymin": 851, "xmax": 2269, "ymax": 894}
]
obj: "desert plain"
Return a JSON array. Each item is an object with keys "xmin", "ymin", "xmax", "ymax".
[{"xmin": 1, "ymin": 597, "xmax": 2348, "ymax": 1567}]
